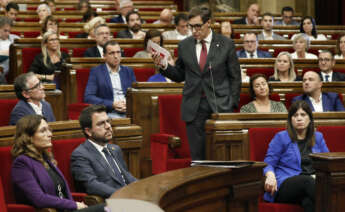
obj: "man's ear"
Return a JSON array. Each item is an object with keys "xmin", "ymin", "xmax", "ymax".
[
  {"xmin": 22, "ymin": 91, "xmax": 30, "ymax": 99},
  {"xmin": 84, "ymin": 128, "xmax": 92, "ymax": 137}
]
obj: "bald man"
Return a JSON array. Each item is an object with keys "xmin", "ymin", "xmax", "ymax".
[
  {"xmin": 233, "ymin": 3, "xmax": 260, "ymax": 25},
  {"xmin": 153, "ymin": 9, "xmax": 173, "ymax": 25}
]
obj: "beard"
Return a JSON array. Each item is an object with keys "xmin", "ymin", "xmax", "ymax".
[
  {"xmin": 90, "ymin": 131, "xmax": 112, "ymax": 145},
  {"xmin": 130, "ymin": 24, "xmax": 141, "ymax": 33}
]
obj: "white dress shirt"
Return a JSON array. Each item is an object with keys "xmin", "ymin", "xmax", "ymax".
[
  {"xmin": 309, "ymin": 94, "xmax": 323, "ymax": 112},
  {"xmin": 196, "ymin": 30, "xmax": 212, "ymax": 64},
  {"xmin": 106, "ymin": 64, "xmax": 125, "ymax": 102},
  {"xmin": 28, "ymin": 102, "xmax": 43, "ymax": 115},
  {"xmin": 321, "ymin": 71, "xmax": 333, "ymax": 82}
]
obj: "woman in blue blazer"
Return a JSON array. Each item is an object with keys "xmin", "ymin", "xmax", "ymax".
[{"xmin": 263, "ymin": 100, "xmax": 329, "ymax": 212}]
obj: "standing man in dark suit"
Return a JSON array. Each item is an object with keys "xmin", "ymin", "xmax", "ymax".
[
  {"xmin": 10, "ymin": 72, "xmax": 55, "ymax": 125},
  {"xmin": 116, "ymin": 10, "xmax": 145, "ymax": 39},
  {"xmin": 237, "ymin": 32, "xmax": 272, "ymax": 58},
  {"xmin": 71, "ymin": 105, "xmax": 136, "ymax": 198},
  {"xmin": 152, "ymin": 6, "xmax": 241, "ymax": 160},
  {"xmin": 84, "ymin": 24, "xmax": 111, "ymax": 58},
  {"xmin": 318, "ymin": 50, "xmax": 345, "ymax": 82},
  {"xmin": 233, "ymin": 3, "xmax": 260, "ymax": 25}
]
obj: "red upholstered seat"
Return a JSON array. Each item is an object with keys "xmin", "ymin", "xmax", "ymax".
[
  {"xmin": 246, "ymin": 68, "xmax": 274, "ymax": 79},
  {"xmin": 72, "ymin": 47, "xmax": 87, "ymax": 57},
  {"xmin": 235, "ymin": 93, "xmax": 280, "ymax": 112},
  {"xmin": 284, "ymin": 93, "xmax": 300, "ymax": 110},
  {"xmin": 272, "ymin": 47, "xmax": 294, "ymax": 57},
  {"xmin": 23, "ymin": 31, "xmax": 40, "ymax": 38},
  {"xmin": 249, "ymin": 128, "xmax": 304, "ymax": 212},
  {"xmin": 150, "ymin": 95, "xmax": 191, "ymax": 174},
  {"xmin": 317, "ymin": 126, "xmax": 345, "ymax": 152},
  {"xmin": 133, "ymin": 67, "xmax": 155, "ymax": 82},
  {"xmin": 123, "ymin": 47, "xmax": 144, "ymax": 57},
  {"xmin": 67, "ymin": 68, "xmax": 90, "ymax": 120},
  {"xmin": 0, "ymin": 99, "xmax": 18, "ymax": 126},
  {"xmin": 22, "ymin": 48, "xmax": 41, "ymax": 73},
  {"xmin": 65, "ymin": 18, "xmax": 83, "ymax": 23},
  {"xmin": 68, "ymin": 32, "xmax": 82, "ymax": 38}
]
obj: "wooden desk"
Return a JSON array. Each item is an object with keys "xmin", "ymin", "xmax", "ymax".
[
  {"xmin": 112, "ymin": 162, "xmax": 266, "ymax": 212},
  {"xmin": 0, "ymin": 118, "xmax": 143, "ymax": 178},
  {"xmin": 311, "ymin": 152, "xmax": 345, "ymax": 212}
]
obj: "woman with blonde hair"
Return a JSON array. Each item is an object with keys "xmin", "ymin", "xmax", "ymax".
[
  {"xmin": 291, "ymin": 33, "xmax": 317, "ymax": 59},
  {"xmin": 269, "ymin": 51, "xmax": 300, "ymax": 82},
  {"xmin": 83, "ymin": 16, "xmax": 105, "ymax": 39},
  {"xmin": 29, "ymin": 31, "xmax": 69, "ymax": 86}
]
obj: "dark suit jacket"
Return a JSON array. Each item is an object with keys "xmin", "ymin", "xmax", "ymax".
[
  {"xmin": 160, "ymin": 32, "xmax": 241, "ymax": 122},
  {"xmin": 11, "ymin": 155, "xmax": 76, "ymax": 210},
  {"xmin": 292, "ymin": 92, "xmax": 345, "ymax": 111},
  {"xmin": 236, "ymin": 49, "xmax": 272, "ymax": 58},
  {"xmin": 109, "ymin": 15, "xmax": 125, "ymax": 23},
  {"xmin": 321, "ymin": 71, "xmax": 345, "ymax": 81},
  {"xmin": 84, "ymin": 46, "xmax": 102, "ymax": 57},
  {"xmin": 70, "ymin": 140, "xmax": 136, "ymax": 198},
  {"xmin": 10, "ymin": 99, "xmax": 56, "ymax": 125},
  {"xmin": 232, "ymin": 17, "xmax": 246, "ymax": 24},
  {"xmin": 84, "ymin": 64, "xmax": 136, "ymax": 111},
  {"xmin": 116, "ymin": 29, "xmax": 133, "ymax": 38}
]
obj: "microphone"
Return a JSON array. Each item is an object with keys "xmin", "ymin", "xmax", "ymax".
[{"xmin": 209, "ymin": 62, "xmax": 218, "ymax": 114}]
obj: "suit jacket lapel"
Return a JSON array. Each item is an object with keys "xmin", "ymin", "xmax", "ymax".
[
  {"xmin": 189, "ymin": 37, "xmax": 201, "ymax": 75},
  {"xmin": 102, "ymin": 64, "xmax": 114, "ymax": 99},
  {"xmin": 203, "ymin": 33, "xmax": 217, "ymax": 74},
  {"xmin": 321, "ymin": 93, "xmax": 330, "ymax": 111},
  {"xmin": 118, "ymin": 66, "xmax": 126, "ymax": 94}
]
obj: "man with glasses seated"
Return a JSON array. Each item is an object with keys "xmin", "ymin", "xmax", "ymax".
[
  {"xmin": 84, "ymin": 40, "xmax": 136, "ymax": 118},
  {"xmin": 236, "ymin": 32, "xmax": 272, "ymax": 58},
  {"xmin": 275, "ymin": 6, "xmax": 299, "ymax": 26},
  {"xmin": 84, "ymin": 24, "xmax": 111, "ymax": 57},
  {"xmin": 10, "ymin": 72, "xmax": 56, "ymax": 125},
  {"xmin": 318, "ymin": 50, "xmax": 345, "ymax": 82}
]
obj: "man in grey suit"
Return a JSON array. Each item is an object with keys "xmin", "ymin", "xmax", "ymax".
[
  {"xmin": 71, "ymin": 105, "xmax": 136, "ymax": 198},
  {"xmin": 153, "ymin": 6, "xmax": 241, "ymax": 160},
  {"xmin": 236, "ymin": 32, "xmax": 272, "ymax": 58},
  {"xmin": 257, "ymin": 13, "xmax": 286, "ymax": 41}
]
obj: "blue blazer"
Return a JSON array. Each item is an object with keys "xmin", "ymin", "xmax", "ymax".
[
  {"xmin": 263, "ymin": 130, "xmax": 329, "ymax": 202},
  {"xmin": 292, "ymin": 92, "xmax": 345, "ymax": 112},
  {"xmin": 11, "ymin": 155, "xmax": 76, "ymax": 210},
  {"xmin": 70, "ymin": 140, "xmax": 137, "ymax": 198},
  {"xmin": 236, "ymin": 49, "xmax": 272, "ymax": 58},
  {"xmin": 10, "ymin": 100, "xmax": 56, "ymax": 125},
  {"xmin": 147, "ymin": 73, "xmax": 167, "ymax": 82},
  {"xmin": 109, "ymin": 15, "xmax": 125, "ymax": 23},
  {"xmin": 84, "ymin": 64, "xmax": 136, "ymax": 111}
]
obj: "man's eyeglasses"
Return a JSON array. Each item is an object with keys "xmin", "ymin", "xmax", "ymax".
[
  {"xmin": 319, "ymin": 58, "xmax": 332, "ymax": 62},
  {"xmin": 243, "ymin": 40, "xmax": 257, "ymax": 44},
  {"xmin": 25, "ymin": 81, "xmax": 42, "ymax": 91},
  {"xmin": 188, "ymin": 23, "xmax": 205, "ymax": 30}
]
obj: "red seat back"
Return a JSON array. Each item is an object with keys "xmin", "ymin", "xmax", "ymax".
[
  {"xmin": 0, "ymin": 180, "xmax": 8, "ymax": 212},
  {"xmin": 52, "ymin": 138, "xmax": 85, "ymax": 191},
  {"xmin": 246, "ymin": 68, "xmax": 274, "ymax": 79},
  {"xmin": 133, "ymin": 67, "xmax": 155, "ymax": 82},
  {"xmin": 0, "ymin": 99, "xmax": 18, "ymax": 126},
  {"xmin": 123, "ymin": 47, "xmax": 144, "ymax": 57},
  {"xmin": 0, "ymin": 146, "xmax": 15, "ymax": 203},
  {"xmin": 158, "ymin": 95, "xmax": 190, "ymax": 158},
  {"xmin": 72, "ymin": 48, "xmax": 87, "ymax": 57},
  {"xmin": 23, "ymin": 31, "xmax": 40, "ymax": 38},
  {"xmin": 317, "ymin": 126, "xmax": 345, "ymax": 152},
  {"xmin": 249, "ymin": 128, "xmax": 285, "ymax": 161},
  {"xmin": 284, "ymin": 93, "xmax": 300, "ymax": 110},
  {"xmin": 76, "ymin": 69, "xmax": 91, "ymax": 103},
  {"xmin": 22, "ymin": 48, "xmax": 41, "ymax": 73}
]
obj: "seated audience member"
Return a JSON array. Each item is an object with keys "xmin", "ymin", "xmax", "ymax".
[
  {"xmin": 71, "ymin": 105, "xmax": 137, "ymax": 198},
  {"xmin": 240, "ymin": 74, "xmax": 287, "ymax": 113},
  {"xmin": 77, "ymin": 16, "xmax": 105, "ymax": 38},
  {"xmin": 10, "ymin": 72, "xmax": 56, "ymax": 125},
  {"xmin": 37, "ymin": 4, "xmax": 51, "ymax": 24},
  {"xmin": 82, "ymin": 8, "xmax": 97, "ymax": 23},
  {"xmin": 117, "ymin": 10, "xmax": 145, "ymax": 39},
  {"xmin": 38, "ymin": 15, "xmax": 68, "ymax": 39},
  {"xmin": 84, "ymin": 41, "xmax": 136, "ymax": 118},
  {"xmin": 44, "ymin": 0, "xmax": 56, "ymax": 13},
  {"xmin": 292, "ymin": 71, "xmax": 345, "ymax": 111},
  {"xmin": 162, "ymin": 13, "xmax": 191, "ymax": 40},
  {"xmin": 291, "ymin": 33, "xmax": 317, "ymax": 59},
  {"xmin": 29, "ymin": 31, "xmax": 69, "ymax": 87},
  {"xmin": 11, "ymin": 115, "xmax": 88, "ymax": 211},
  {"xmin": 110, "ymin": 0, "xmax": 133, "ymax": 23},
  {"xmin": 220, "ymin": 21, "xmax": 234, "ymax": 39},
  {"xmin": 318, "ymin": 50, "xmax": 345, "ymax": 81},
  {"xmin": 0, "ymin": 16, "xmax": 19, "ymax": 84},
  {"xmin": 269, "ymin": 51, "xmax": 300, "ymax": 82},
  {"xmin": 0, "ymin": 0, "xmax": 8, "ymax": 10},
  {"xmin": 77, "ymin": 0, "xmax": 91, "ymax": 13},
  {"xmin": 335, "ymin": 34, "xmax": 345, "ymax": 59},
  {"xmin": 264, "ymin": 100, "xmax": 329, "ymax": 212},
  {"xmin": 84, "ymin": 24, "xmax": 111, "ymax": 57},
  {"xmin": 291, "ymin": 16, "xmax": 327, "ymax": 41},
  {"xmin": 5, "ymin": 2, "xmax": 18, "ymax": 22},
  {"xmin": 257, "ymin": 13, "xmax": 285, "ymax": 40},
  {"xmin": 153, "ymin": 9, "xmax": 173, "ymax": 25},
  {"xmin": 275, "ymin": 6, "xmax": 299, "ymax": 26},
  {"xmin": 237, "ymin": 32, "xmax": 272, "ymax": 58},
  {"xmin": 233, "ymin": 3, "xmax": 260, "ymax": 25}
]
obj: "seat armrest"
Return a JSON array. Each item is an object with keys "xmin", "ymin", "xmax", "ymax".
[
  {"xmin": 7, "ymin": 204, "xmax": 36, "ymax": 212},
  {"xmin": 71, "ymin": 192, "xmax": 87, "ymax": 202},
  {"xmin": 151, "ymin": 133, "xmax": 181, "ymax": 148},
  {"xmin": 84, "ymin": 195, "xmax": 105, "ymax": 206}
]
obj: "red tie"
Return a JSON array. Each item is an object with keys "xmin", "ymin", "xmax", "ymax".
[{"xmin": 199, "ymin": 40, "xmax": 207, "ymax": 71}]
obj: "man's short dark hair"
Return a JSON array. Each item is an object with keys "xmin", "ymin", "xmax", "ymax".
[
  {"xmin": 14, "ymin": 72, "xmax": 36, "ymax": 101},
  {"xmin": 79, "ymin": 105, "xmax": 107, "ymax": 138},
  {"xmin": 94, "ymin": 23, "xmax": 109, "ymax": 35},
  {"xmin": 6, "ymin": 2, "xmax": 19, "ymax": 12},
  {"xmin": 303, "ymin": 70, "xmax": 323, "ymax": 82},
  {"xmin": 174, "ymin": 13, "xmax": 188, "ymax": 26},
  {"xmin": 262, "ymin": 12, "xmax": 273, "ymax": 19},
  {"xmin": 125, "ymin": 10, "xmax": 140, "ymax": 23},
  {"xmin": 188, "ymin": 6, "xmax": 212, "ymax": 23},
  {"xmin": 0, "ymin": 16, "xmax": 13, "ymax": 28},
  {"xmin": 319, "ymin": 50, "xmax": 334, "ymax": 59},
  {"xmin": 103, "ymin": 40, "xmax": 120, "ymax": 54},
  {"xmin": 281, "ymin": 6, "xmax": 294, "ymax": 14}
]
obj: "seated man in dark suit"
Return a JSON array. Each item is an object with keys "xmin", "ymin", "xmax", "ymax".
[
  {"xmin": 236, "ymin": 32, "xmax": 272, "ymax": 58},
  {"xmin": 318, "ymin": 50, "xmax": 345, "ymax": 82},
  {"xmin": 10, "ymin": 72, "xmax": 56, "ymax": 125},
  {"xmin": 292, "ymin": 71, "xmax": 345, "ymax": 111},
  {"xmin": 109, "ymin": 0, "xmax": 133, "ymax": 23},
  {"xmin": 116, "ymin": 10, "xmax": 145, "ymax": 39},
  {"xmin": 84, "ymin": 40, "xmax": 136, "ymax": 118},
  {"xmin": 71, "ymin": 105, "xmax": 136, "ymax": 198},
  {"xmin": 84, "ymin": 24, "xmax": 111, "ymax": 58},
  {"xmin": 233, "ymin": 3, "xmax": 260, "ymax": 25}
]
